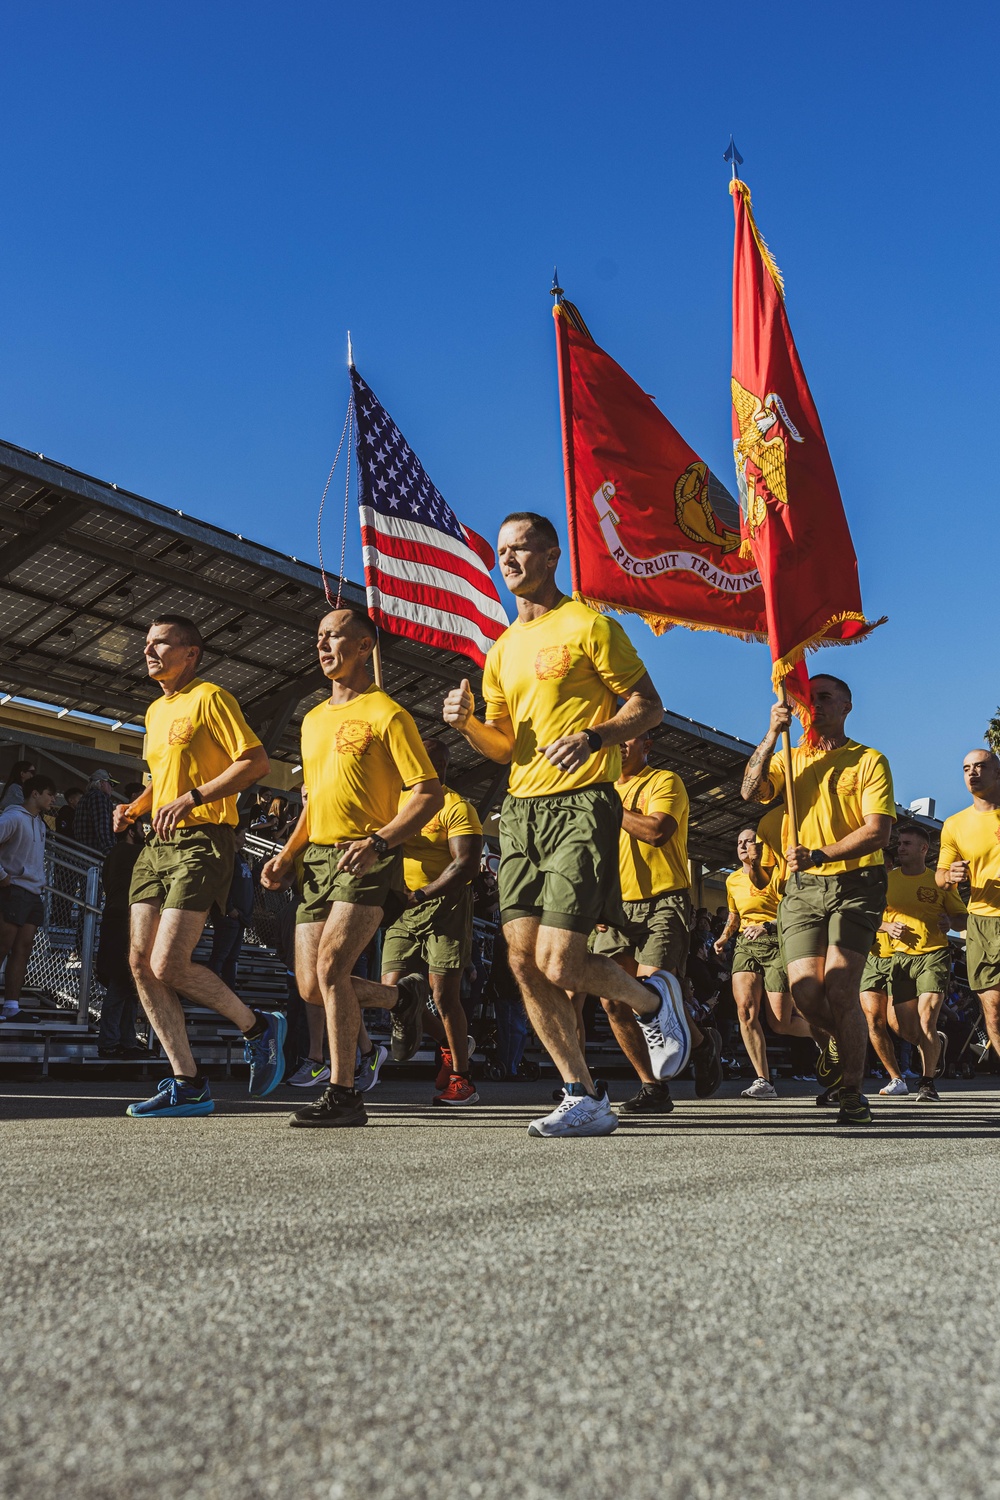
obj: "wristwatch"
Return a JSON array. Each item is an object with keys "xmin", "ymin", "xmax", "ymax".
[
  {"xmin": 189, "ymin": 787, "xmax": 204, "ymax": 807},
  {"xmin": 809, "ymin": 849, "xmax": 827, "ymax": 867},
  {"xmin": 368, "ymin": 832, "xmax": 390, "ymax": 859},
  {"xmin": 411, "ymin": 887, "xmax": 428, "ymax": 905},
  {"xmin": 584, "ymin": 728, "xmax": 604, "ymax": 755}
]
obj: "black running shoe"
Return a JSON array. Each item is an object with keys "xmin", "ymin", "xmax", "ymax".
[
  {"xmin": 289, "ymin": 1085, "xmax": 368, "ymax": 1128},
  {"xmin": 692, "ymin": 1027, "xmax": 723, "ymax": 1098},
  {"xmin": 815, "ymin": 1038, "xmax": 843, "ymax": 1093},
  {"xmin": 836, "ymin": 1088, "xmax": 872, "ymax": 1126},
  {"xmin": 815, "ymin": 1086, "xmax": 841, "ymax": 1107},
  {"xmin": 390, "ymin": 973, "xmax": 428, "ymax": 1062},
  {"xmin": 916, "ymin": 1079, "xmax": 940, "ymax": 1103},
  {"xmin": 935, "ymin": 1031, "xmax": 948, "ymax": 1080},
  {"xmin": 619, "ymin": 1081, "xmax": 674, "ymax": 1114}
]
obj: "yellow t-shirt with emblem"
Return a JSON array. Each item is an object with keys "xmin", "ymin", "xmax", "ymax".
[
  {"xmin": 726, "ymin": 865, "xmax": 782, "ymax": 928},
  {"xmin": 144, "ymin": 678, "xmax": 261, "ymax": 828},
  {"xmin": 481, "ymin": 596, "xmax": 647, "ymax": 798},
  {"xmin": 301, "ymin": 686, "xmax": 436, "ymax": 845},
  {"xmin": 937, "ymin": 805, "xmax": 1000, "ymax": 917},
  {"xmin": 767, "ymin": 741, "xmax": 895, "ymax": 875},
  {"xmin": 616, "ymin": 767, "xmax": 689, "ymax": 900},
  {"xmin": 884, "ymin": 867, "xmax": 967, "ymax": 954},
  {"xmin": 399, "ymin": 785, "xmax": 483, "ymax": 890}
]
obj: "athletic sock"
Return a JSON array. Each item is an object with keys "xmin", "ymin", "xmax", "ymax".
[
  {"xmin": 563, "ymin": 1081, "xmax": 595, "ymax": 1098},
  {"xmin": 243, "ymin": 1011, "xmax": 267, "ymax": 1039},
  {"xmin": 174, "ymin": 1074, "xmax": 206, "ymax": 1089}
]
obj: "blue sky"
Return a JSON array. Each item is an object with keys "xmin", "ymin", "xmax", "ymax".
[{"xmin": 2, "ymin": 1, "xmax": 997, "ymax": 819}]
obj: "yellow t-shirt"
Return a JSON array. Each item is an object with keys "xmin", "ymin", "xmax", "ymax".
[
  {"xmin": 144, "ymin": 678, "xmax": 261, "ymax": 828},
  {"xmin": 726, "ymin": 865, "xmax": 782, "ymax": 928},
  {"xmin": 301, "ymin": 686, "xmax": 436, "ymax": 845},
  {"xmin": 883, "ymin": 866, "xmax": 967, "ymax": 954},
  {"xmin": 767, "ymin": 741, "xmax": 895, "ymax": 875},
  {"xmin": 481, "ymin": 596, "xmax": 646, "ymax": 798},
  {"xmin": 616, "ymin": 767, "xmax": 689, "ymax": 900},
  {"xmin": 937, "ymin": 805, "xmax": 1000, "ymax": 918},
  {"xmin": 756, "ymin": 804, "xmax": 788, "ymax": 876},
  {"xmin": 399, "ymin": 785, "xmax": 483, "ymax": 890},
  {"xmin": 871, "ymin": 927, "xmax": 894, "ymax": 960}
]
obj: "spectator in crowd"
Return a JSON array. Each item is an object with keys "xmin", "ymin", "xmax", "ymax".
[
  {"xmin": 55, "ymin": 787, "xmax": 83, "ymax": 839},
  {"xmin": 0, "ymin": 760, "xmax": 37, "ymax": 810},
  {"xmin": 0, "ymin": 775, "xmax": 57, "ymax": 1018},
  {"xmin": 250, "ymin": 794, "xmax": 289, "ymax": 839},
  {"xmin": 73, "ymin": 769, "xmax": 117, "ymax": 856},
  {"xmin": 96, "ymin": 823, "xmax": 146, "ymax": 1057},
  {"xmin": 208, "ymin": 829, "xmax": 255, "ymax": 991}
]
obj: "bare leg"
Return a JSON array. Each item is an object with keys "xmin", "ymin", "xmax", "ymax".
[
  {"xmin": 821, "ymin": 946, "xmax": 869, "ymax": 1092},
  {"xmin": 505, "ymin": 917, "xmax": 593, "ymax": 1089},
  {"xmin": 977, "ymin": 989, "xmax": 1000, "ymax": 1059},
  {"xmin": 316, "ymin": 903, "xmax": 384, "ymax": 1088},
  {"xmin": 296, "ymin": 923, "xmax": 327, "ymax": 1062},
  {"xmin": 602, "ymin": 997, "xmax": 655, "ymax": 1081},
  {"xmin": 130, "ymin": 904, "xmax": 257, "ymax": 1078},
  {"xmin": 568, "ymin": 991, "xmax": 587, "ymax": 1052},
  {"xmin": 897, "ymin": 995, "xmax": 943, "ymax": 1077},
  {"xmin": 430, "ymin": 970, "xmax": 469, "ymax": 1073},
  {"xmin": 733, "ymin": 970, "xmax": 769, "ymax": 1081},
  {"xmin": 2, "ymin": 922, "xmax": 38, "ymax": 1002},
  {"xmin": 861, "ymin": 990, "xmax": 901, "ymax": 1080},
  {"xmin": 762, "ymin": 990, "xmax": 814, "ymax": 1039}
]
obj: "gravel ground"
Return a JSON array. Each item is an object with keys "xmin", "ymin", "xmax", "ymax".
[{"xmin": 2, "ymin": 1075, "xmax": 1000, "ymax": 1500}]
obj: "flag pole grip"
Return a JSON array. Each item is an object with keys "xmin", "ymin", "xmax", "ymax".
[{"xmin": 779, "ymin": 683, "xmax": 800, "ymax": 849}]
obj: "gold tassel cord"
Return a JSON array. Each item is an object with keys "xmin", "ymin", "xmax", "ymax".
[{"xmin": 730, "ymin": 180, "xmax": 785, "ymax": 299}]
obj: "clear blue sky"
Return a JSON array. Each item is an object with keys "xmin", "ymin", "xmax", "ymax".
[{"xmin": 2, "ymin": 2, "xmax": 997, "ymax": 819}]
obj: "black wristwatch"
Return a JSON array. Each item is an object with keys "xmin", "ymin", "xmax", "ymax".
[
  {"xmin": 809, "ymin": 849, "xmax": 827, "ymax": 867},
  {"xmin": 189, "ymin": 787, "xmax": 204, "ymax": 807},
  {"xmin": 584, "ymin": 728, "xmax": 604, "ymax": 755},
  {"xmin": 368, "ymin": 832, "xmax": 390, "ymax": 858},
  {"xmin": 411, "ymin": 887, "xmax": 428, "ymax": 904}
]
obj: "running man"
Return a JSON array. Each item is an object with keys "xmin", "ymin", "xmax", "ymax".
[
  {"xmin": 261, "ymin": 606, "xmax": 444, "ymax": 1129},
  {"xmin": 382, "ymin": 737, "xmax": 484, "ymax": 1106},
  {"xmin": 591, "ymin": 732, "xmax": 722, "ymax": 1114},
  {"xmin": 0, "ymin": 775, "xmax": 57, "ymax": 1020},
  {"xmin": 936, "ymin": 749, "xmax": 1000, "ymax": 1064},
  {"xmin": 877, "ymin": 821, "xmax": 966, "ymax": 1102},
  {"xmin": 860, "ymin": 924, "xmax": 906, "ymax": 1096},
  {"xmin": 443, "ymin": 511, "xmax": 689, "ymax": 1139},
  {"xmin": 742, "ymin": 675, "xmax": 895, "ymax": 1127},
  {"xmin": 715, "ymin": 827, "xmax": 813, "ymax": 1100},
  {"xmin": 116, "ymin": 615, "xmax": 282, "ymax": 1118}
]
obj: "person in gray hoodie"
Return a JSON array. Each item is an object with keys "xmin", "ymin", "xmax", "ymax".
[{"xmin": 0, "ymin": 775, "xmax": 57, "ymax": 1018}]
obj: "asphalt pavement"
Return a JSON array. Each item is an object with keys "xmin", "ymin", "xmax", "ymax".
[{"xmin": 3, "ymin": 1074, "xmax": 1000, "ymax": 1500}]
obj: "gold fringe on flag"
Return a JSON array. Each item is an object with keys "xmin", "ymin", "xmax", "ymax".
[
  {"xmin": 770, "ymin": 611, "xmax": 889, "ymax": 696},
  {"xmin": 574, "ymin": 593, "xmax": 770, "ymax": 645},
  {"xmin": 730, "ymin": 179, "xmax": 785, "ymax": 298}
]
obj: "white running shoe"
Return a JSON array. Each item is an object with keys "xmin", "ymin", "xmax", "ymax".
[
  {"xmin": 2, "ymin": 1000, "xmax": 20, "ymax": 1019},
  {"xmin": 741, "ymin": 1077, "xmax": 778, "ymax": 1100},
  {"xmin": 527, "ymin": 1086, "xmax": 618, "ymax": 1138},
  {"xmin": 287, "ymin": 1058, "xmax": 331, "ymax": 1088},
  {"xmin": 879, "ymin": 1076, "xmax": 908, "ymax": 1096},
  {"xmin": 633, "ymin": 970, "xmax": 691, "ymax": 1080}
]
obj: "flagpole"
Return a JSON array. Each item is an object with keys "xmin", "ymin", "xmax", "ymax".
[
  {"xmin": 779, "ymin": 683, "xmax": 800, "ymax": 851},
  {"xmin": 347, "ymin": 329, "xmax": 385, "ymax": 688}
]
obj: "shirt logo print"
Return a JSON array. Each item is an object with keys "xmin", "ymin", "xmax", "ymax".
[
  {"xmin": 831, "ymin": 769, "xmax": 858, "ymax": 796},
  {"xmin": 916, "ymin": 886, "xmax": 938, "ymax": 906},
  {"xmin": 168, "ymin": 716, "xmax": 195, "ymax": 746},
  {"xmin": 534, "ymin": 645, "xmax": 572, "ymax": 681},
  {"xmin": 335, "ymin": 720, "xmax": 374, "ymax": 757}
]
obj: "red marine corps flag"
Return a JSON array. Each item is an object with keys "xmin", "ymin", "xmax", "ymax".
[
  {"xmin": 553, "ymin": 291, "xmax": 767, "ymax": 640},
  {"xmin": 730, "ymin": 172, "xmax": 884, "ymax": 719}
]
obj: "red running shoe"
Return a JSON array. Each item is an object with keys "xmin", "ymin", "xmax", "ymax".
[
  {"xmin": 434, "ymin": 1073, "xmax": 480, "ymax": 1106},
  {"xmin": 435, "ymin": 1047, "xmax": 453, "ymax": 1091}
]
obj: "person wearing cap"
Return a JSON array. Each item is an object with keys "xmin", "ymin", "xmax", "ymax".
[{"xmin": 73, "ymin": 769, "xmax": 117, "ymax": 857}]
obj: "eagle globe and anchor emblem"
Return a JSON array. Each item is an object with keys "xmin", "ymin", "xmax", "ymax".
[
  {"xmin": 591, "ymin": 460, "xmax": 761, "ymax": 595},
  {"xmin": 731, "ymin": 378, "xmax": 805, "ymax": 541}
]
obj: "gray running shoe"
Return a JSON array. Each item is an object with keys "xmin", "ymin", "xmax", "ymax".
[
  {"xmin": 741, "ymin": 1077, "xmax": 778, "ymax": 1100},
  {"xmin": 935, "ymin": 1031, "xmax": 948, "ymax": 1079},
  {"xmin": 355, "ymin": 1042, "xmax": 389, "ymax": 1093},
  {"xmin": 390, "ymin": 973, "xmax": 428, "ymax": 1062},
  {"xmin": 287, "ymin": 1058, "xmax": 331, "ymax": 1089}
]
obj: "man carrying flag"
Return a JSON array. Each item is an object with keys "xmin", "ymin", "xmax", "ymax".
[{"xmin": 731, "ymin": 167, "xmax": 890, "ymax": 1125}]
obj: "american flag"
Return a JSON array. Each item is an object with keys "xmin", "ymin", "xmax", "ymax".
[{"xmin": 350, "ymin": 367, "xmax": 508, "ymax": 667}]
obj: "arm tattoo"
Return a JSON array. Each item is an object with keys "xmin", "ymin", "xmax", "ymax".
[{"xmin": 741, "ymin": 737, "xmax": 776, "ymax": 803}]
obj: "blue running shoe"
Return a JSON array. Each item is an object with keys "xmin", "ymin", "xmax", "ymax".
[
  {"xmin": 126, "ymin": 1077, "xmax": 214, "ymax": 1118},
  {"xmin": 244, "ymin": 1010, "xmax": 288, "ymax": 1096}
]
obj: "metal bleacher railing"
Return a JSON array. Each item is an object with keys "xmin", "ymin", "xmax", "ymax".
[{"xmin": 32, "ymin": 832, "xmax": 105, "ymax": 1024}]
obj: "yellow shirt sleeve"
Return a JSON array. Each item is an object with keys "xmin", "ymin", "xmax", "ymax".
[
  {"xmin": 859, "ymin": 752, "xmax": 896, "ymax": 819},
  {"xmin": 384, "ymin": 710, "xmax": 437, "ymax": 788},
  {"xmin": 643, "ymin": 773, "xmax": 687, "ymax": 821},
  {"xmin": 202, "ymin": 686, "xmax": 262, "ymax": 761},
  {"xmin": 726, "ymin": 876, "xmax": 739, "ymax": 914},
  {"xmin": 937, "ymin": 819, "xmax": 959, "ymax": 871},
  {"xmin": 481, "ymin": 642, "xmax": 508, "ymax": 724},
  {"xmin": 442, "ymin": 796, "xmax": 483, "ymax": 840},
  {"xmin": 586, "ymin": 613, "xmax": 647, "ymax": 696}
]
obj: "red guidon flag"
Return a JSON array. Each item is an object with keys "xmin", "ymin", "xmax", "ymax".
[
  {"xmin": 730, "ymin": 177, "xmax": 884, "ymax": 716},
  {"xmin": 554, "ymin": 297, "xmax": 767, "ymax": 639}
]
